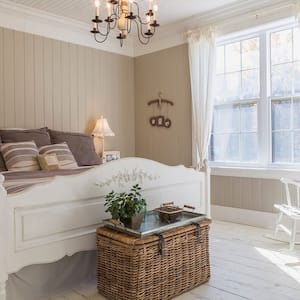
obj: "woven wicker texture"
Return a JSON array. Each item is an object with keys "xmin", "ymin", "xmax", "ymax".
[{"xmin": 97, "ymin": 219, "xmax": 211, "ymax": 300}]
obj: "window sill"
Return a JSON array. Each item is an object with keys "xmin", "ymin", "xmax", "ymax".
[{"xmin": 210, "ymin": 165, "xmax": 300, "ymax": 180}]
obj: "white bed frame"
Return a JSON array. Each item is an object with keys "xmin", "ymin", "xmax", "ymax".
[{"xmin": 0, "ymin": 157, "xmax": 210, "ymax": 300}]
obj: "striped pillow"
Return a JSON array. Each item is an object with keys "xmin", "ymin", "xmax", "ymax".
[
  {"xmin": 39, "ymin": 143, "xmax": 78, "ymax": 169},
  {"xmin": 1, "ymin": 141, "xmax": 40, "ymax": 171}
]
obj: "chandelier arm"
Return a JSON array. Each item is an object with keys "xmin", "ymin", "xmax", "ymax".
[
  {"xmin": 136, "ymin": 14, "xmax": 150, "ymax": 26},
  {"xmin": 133, "ymin": 19, "xmax": 151, "ymax": 45},
  {"xmin": 94, "ymin": 33, "xmax": 109, "ymax": 43},
  {"xmin": 127, "ymin": 17, "xmax": 132, "ymax": 34},
  {"xmin": 95, "ymin": 23, "xmax": 110, "ymax": 37}
]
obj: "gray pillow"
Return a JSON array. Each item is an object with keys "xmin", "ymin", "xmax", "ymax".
[
  {"xmin": 0, "ymin": 127, "xmax": 51, "ymax": 147},
  {"xmin": 0, "ymin": 136, "xmax": 7, "ymax": 172},
  {"xmin": 49, "ymin": 129, "xmax": 101, "ymax": 166}
]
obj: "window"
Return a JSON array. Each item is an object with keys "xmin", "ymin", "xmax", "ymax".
[
  {"xmin": 271, "ymin": 28, "xmax": 300, "ymax": 163},
  {"xmin": 211, "ymin": 37, "xmax": 259, "ymax": 163},
  {"xmin": 210, "ymin": 22, "xmax": 300, "ymax": 169}
]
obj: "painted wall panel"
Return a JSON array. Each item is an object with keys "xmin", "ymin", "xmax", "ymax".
[{"xmin": 0, "ymin": 27, "xmax": 135, "ymax": 157}]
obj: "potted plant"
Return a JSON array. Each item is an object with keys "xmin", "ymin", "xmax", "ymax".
[{"xmin": 104, "ymin": 184, "xmax": 146, "ymax": 229}]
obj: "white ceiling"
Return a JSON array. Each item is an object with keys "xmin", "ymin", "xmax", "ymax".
[{"xmin": 6, "ymin": 0, "xmax": 245, "ymax": 26}]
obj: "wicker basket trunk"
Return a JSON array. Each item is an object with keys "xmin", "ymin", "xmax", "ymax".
[{"xmin": 97, "ymin": 219, "xmax": 211, "ymax": 300}]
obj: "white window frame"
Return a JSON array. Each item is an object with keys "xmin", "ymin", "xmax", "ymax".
[{"xmin": 209, "ymin": 19, "xmax": 300, "ymax": 179}]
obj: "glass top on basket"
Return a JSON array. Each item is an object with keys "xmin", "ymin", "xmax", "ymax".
[{"xmin": 103, "ymin": 209, "xmax": 206, "ymax": 238}]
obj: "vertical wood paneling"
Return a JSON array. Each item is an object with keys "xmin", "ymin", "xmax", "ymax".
[
  {"xmin": 212, "ymin": 175, "xmax": 286, "ymax": 213},
  {"xmin": 77, "ymin": 46, "xmax": 86, "ymax": 132},
  {"xmin": 85, "ymin": 47, "xmax": 94, "ymax": 132},
  {"xmin": 52, "ymin": 40, "xmax": 62, "ymax": 130},
  {"xmin": 70, "ymin": 44, "xmax": 78, "ymax": 132},
  {"xmin": 34, "ymin": 35, "xmax": 44, "ymax": 127},
  {"xmin": 0, "ymin": 28, "xmax": 4, "ymax": 128},
  {"xmin": 14, "ymin": 31, "xmax": 25, "ymax": 127},
  {"xmin": 44, "ymin": 38, "xmax": 53, "ymax": 128},
  {"xmin": 24, "ymin": 33, "xmax": 35, "ymax": 128},
  {"xmin": 4, "ymin": 29, "xmax": 15, "ymax": 127},
  {"xmin": 0, "ymin": 27, "xmax": 134, "ymax": 156},
  {"xmin": 61, "ymin": 42, "xmax": 70, "ymax": 131}
]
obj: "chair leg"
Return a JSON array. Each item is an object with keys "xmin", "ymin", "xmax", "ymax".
[
  {"xmin": 274, "ymin": 212, "xmax": 283, "ymax": 238},
  {"xmin": 290, "ymin": 219, "xmax": 297, "ymax": 251}
]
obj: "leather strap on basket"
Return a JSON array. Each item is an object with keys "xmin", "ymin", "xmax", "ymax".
[
  {"xmin": 193, "ymin": 223, "xmax": 201, "ymax": 243},
  {"xmin": 155, "ymin": 233, "xmax": 166, "ymax": 256}
]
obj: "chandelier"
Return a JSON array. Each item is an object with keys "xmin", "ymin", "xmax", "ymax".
[{"xmin": 90, "ymin": 0, "xmax": 159, "ymax": 47}]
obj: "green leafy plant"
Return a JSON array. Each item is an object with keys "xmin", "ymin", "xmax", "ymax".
[{"xmin": 104, "ymin": 184, "xmax": 146, "ymax": 224}]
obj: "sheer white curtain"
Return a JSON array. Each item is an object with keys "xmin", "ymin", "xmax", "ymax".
[{"xmin": 188, "ymin": 27, "xmax": 216, "ymax": 170}]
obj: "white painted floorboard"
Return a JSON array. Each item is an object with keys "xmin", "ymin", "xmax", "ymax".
[{"xmin": 41, "ymin": 221, "xmax": 300, "ymax": 300}]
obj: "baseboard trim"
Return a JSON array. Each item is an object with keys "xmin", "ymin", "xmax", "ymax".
[{"xmin": 211, "ymin": 205, "xmax": 277, "ymax": 229}]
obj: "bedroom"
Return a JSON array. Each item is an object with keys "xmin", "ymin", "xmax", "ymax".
[{"xmin": 0, "ymin": 0, "xmax": 300, "ymax": 299}]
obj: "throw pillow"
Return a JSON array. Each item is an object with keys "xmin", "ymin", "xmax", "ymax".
[
  {"xmin": 49, "ymin": 129, "xmax": 101, "ymax": 166},
  {"xmin": 38, "ymin": 153, "xmax": 60, "ymax": 170},
  {"xmin": 1, "ymin": 141, "xmax": 40, "ymax": 171},
  {"xmin": 39, "ymin": 143, "xmax": 78, "ymax": 169}
]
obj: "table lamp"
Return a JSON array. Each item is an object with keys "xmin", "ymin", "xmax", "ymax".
[{"xmin": 92, "ymin": 116, "xmax": 115, "ymax": 157}]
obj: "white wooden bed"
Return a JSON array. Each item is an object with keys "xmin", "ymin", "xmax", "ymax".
[{"xmin": 0, "ymin": 157, "xmax": 210, "ymax": 300}]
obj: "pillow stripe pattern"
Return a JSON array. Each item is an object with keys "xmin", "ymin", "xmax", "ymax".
[
  {"xmin": 39, "ymin": 143, "xmax": 78, "ymax": 169},
  {"xmin": 1, "ymin": 141, "xmax": 40, "ymax": 171}
]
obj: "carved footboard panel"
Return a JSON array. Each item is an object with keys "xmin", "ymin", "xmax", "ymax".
[{"xmin": 0, "ymin": 157, "xmax": 210, "ymax": 300}]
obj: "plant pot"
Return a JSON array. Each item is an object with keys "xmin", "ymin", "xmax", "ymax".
[{"xmin": 121, "ymin": 213, "xmax": 144, "ymax": 230}]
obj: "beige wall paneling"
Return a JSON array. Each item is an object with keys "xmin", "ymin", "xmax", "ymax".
[
  {"xmin": 0, "ymin": 27, "xmax": 135, "ymax": 157},
  {"xmin": 211, "ymin": 175, "xmax": 286, "ymax": 213},
  {"xmin": 77, "ymin": 45, "xmax": 86, "ymax": 133},
  {"xmin": 52, "ymin": 40, "xmax": 62, "ymax": 130},
  {"xmin": 4, "ymin": 29, "xmax": 15, "ymax": 127},
  {"xmin": 14, "ymin": 31, "xmax": 25, "ymax": 128},
  {"xmin": 24, "ymin": 33, "xmax": 35, "ymax": 129},
  {"xmin": 69, "ymin": 43, "xmax": 78, "ymax": 132},
  {"xmin": 0, "ymin": 28, "xmax": 4, "ymax": 128},
  {"xmin": 44, "ymin": 37, "xmax": 53, "ymax": 129},
  {"xmin": 61, "ymin": 42, "xmax": 70, "ymax": 131},
  {"xmin": 135, "ymin": 44, "xmax": 192, "ymax": 166},
  {"xmin": 34, "ymin": 35, "xmax": 45, "ymax": 128}
]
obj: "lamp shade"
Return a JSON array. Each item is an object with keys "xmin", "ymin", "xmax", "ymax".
[{"xmin": 92, "ymin": 116, "xmax": 115, "ymax": 137}]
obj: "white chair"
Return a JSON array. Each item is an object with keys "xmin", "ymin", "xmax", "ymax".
[{"xmin": 273, "ymin": 178, "xmax": 300, "ymax": 250}]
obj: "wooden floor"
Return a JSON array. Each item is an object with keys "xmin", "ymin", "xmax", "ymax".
[{"xmin": 40, "ymin": 221, "xmax": 300, "ymax": 300}]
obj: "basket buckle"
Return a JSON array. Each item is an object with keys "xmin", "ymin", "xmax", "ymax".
[
  {"xmin": 155, "ymin": 233, "xmax": 166, "ymax": 256},
  {"xmin": 193, "ymin": 223, "xmax": 201, "ymax": 243}
]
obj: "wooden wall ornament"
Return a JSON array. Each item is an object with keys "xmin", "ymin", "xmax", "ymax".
[{"xmin": 148, "ymin": 92, "xmax": 174, "ymax": 128}]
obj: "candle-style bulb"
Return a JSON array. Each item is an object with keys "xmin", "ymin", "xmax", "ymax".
[
  {"xmin": 153, "ymin": 3, "xmax": 158, "ymax": 20},
  {"xmin": 95, "ymin": 0, "xmax": 100, "ymax": 17}
]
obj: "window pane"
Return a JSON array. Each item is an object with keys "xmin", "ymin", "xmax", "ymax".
[
  {"xmin": 212, "ymin": 134, "xmax": 239, "ymax": 161},
  {"xmin": 272, "ymin": 132, "xmax": 292, "ymax": 162},
  {"xmin": 241, "ymin": 133, "xmax": 257, "ymax": 162},
  {"xmin": 213, "ymin": 106, "xmax": 240, "ymax": 133},
  {"xmin": 293, "ymin": 27, "xmax": 300, "ymax": 62},
  {"xmin": 242, "ymin": 38, "xmax": 259, "ymax": 70},
  {"xmin": 294, "ymin": 132, "xmax": 300, "ymax": 162},
  {"xmin": 241, "ymin": 69, "xmax": 260, "ymax": 99},
  {"xmin": 271, "ymin": 63, "xmax": 293, "ymax": 97},
  {"xmin": 293, "ymin": 99, "xmax": 300, "ymax": 129},
  {"xmin": 225, "ymin": 72, "xmax": 241, "ymax": 101},
  {"xmin": 271, "ymin": 29, "xmax": 293, "ymax": 65},
  {"xmin": 216, "ymin": 46, "xmax": 225, "ymax": 74},
  {"xmin": 216, "ymin": 75, "xmax": 225, "ymax": 103},
  {"xmin": 225, "ymin": 42, "xmax": 241, "ymax": 72},
  {"xmin": 272, "ymin": 100, "xmax": 291, "ymax": 130},
  {"xmin": 294, "ymin": 62, "xmax": 300, "ymax": 94},
  {"xmin": 240, "ymin": 104, "xmax": 257, "ymax": 131}
]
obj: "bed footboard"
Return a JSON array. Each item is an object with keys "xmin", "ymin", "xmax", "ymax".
[{"xmin": 1, "ymin": 157, "xmax": 209, "ymax": 299}]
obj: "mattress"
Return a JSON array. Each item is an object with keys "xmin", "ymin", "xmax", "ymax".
[{"xmin": 2, "ymin": 167, "xmax": 92, "ymax": 194}]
